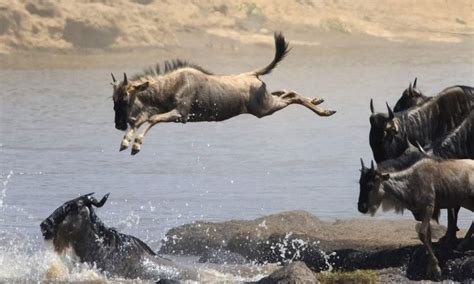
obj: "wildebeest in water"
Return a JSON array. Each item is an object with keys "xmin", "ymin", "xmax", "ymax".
[
  {"xmin": 111, "ymin": 32, "xmax": 336, "ymax": 155},
  {"xmin": 40, "ymin": 193, "xmax": 198, "ymax": 281}
]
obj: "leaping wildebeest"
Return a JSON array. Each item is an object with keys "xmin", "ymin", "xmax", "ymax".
[
  {"xmin": 40, "ymin": 193, "xmax": 199, "ymax": 281},
  {"xmin": 358, "ymin": 158, "xmax": 474, "ymax": 279},
  {"xmin": 111, "ymin": 32, "xmax": 336, "ymax": 155},
  {"xmin": 369, "ymin": 85, "xmax": 473, "ymax": 163}
]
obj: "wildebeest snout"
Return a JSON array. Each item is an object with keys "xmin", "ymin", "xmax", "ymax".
[
  {"xmin": 40, "ymin": 219, "xmax": 55, "ymax": 240},
  {"xmin": 358, "ymin": 202, "xmax": 368, "ymax": 214}
]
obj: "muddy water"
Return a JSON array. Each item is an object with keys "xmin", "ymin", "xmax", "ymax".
[{"xmin": 0, "ymin": 38, "xmax": 473, "ymax": 281}]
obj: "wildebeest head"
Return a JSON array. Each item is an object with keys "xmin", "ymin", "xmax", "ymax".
[
  {"xmin": 358, "ymin": 158, "xmax": 389, "ymax": 214},
  {"xmin": 393, "ymin": 78, "xmax": 425, "ymax": 112},
  {"xmin": 40, "ymin": 193, "xmax": 110, "ymax": 252},
  {"xmin": 111, "ymin": 73, "xmax": 150, "ymax": 131},
  {"xmin": 369, "ymin": 100, "xmax": 400, "ymax": 161}
]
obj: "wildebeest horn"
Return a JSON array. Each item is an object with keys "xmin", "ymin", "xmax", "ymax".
[
  {"xmin": 413, "ymin": 77, "xmax": 417, "ymax": 89},
  {"xmin": 415, "ymin": 141, "xmax": 428, "ymax": 156},
  {"xmin": 123, "ymin": 73, "xmax": 128, "ymax": 85},
  {"xmin": 111, "ymin": 73, "xmax": 116, "ymax": 83},
  {"xmin": 360, "ymin": 158, "xmax": 366, "ymax": 169},
  {"xmin": 370, "ymin": 99, "xmax": 374, "ymax": 114},
  {"xmin": 88, "ymin": 193, "xmax": 110, "ymax": 207},
  {"xmin": 386, "ymin": 102, "xmax": 394, "ymax": 119},
  {"xmin": 408, "ymin": 82, "xmax": 414, "ymax": 97}
]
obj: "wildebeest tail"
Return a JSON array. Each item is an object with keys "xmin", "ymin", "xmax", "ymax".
[{"xmin": 252, "ymin": 32, "xmax": 290, "ymax": 77}]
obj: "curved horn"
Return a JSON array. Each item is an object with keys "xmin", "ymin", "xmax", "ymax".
[
  {"xmin": 408, "ymin": 82, "xmax": 414, "ymax": 97},
  {"xmin": 370, "ymin": 99, "xmax": 374, "ymax": 114},
  {"xmin": 413, "ymin": 77, "xmax": 417, "ymax": 89},
  {"xmin": 123, "ymin": 73, "xmax": 128, "ymax": 85},
  {"xmin": 386, "ymin": 102, "xmax": 394, "ymax": 119},
  {"xmin": 111, "ymin": 73, "xmax": 116, "ymax": 83},
  {"xmin": 415, "ymin": 141, "xmax": 429, "ymax": 156},
  {"xmin": 360, "ymin": 158, "xmax": 366, "ymax": 169},
  {"xmin": 89, "ymin": 193, "xmax": 110, "ymax": 207}
]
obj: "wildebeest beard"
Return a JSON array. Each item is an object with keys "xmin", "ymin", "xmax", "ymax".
[{"xmin": 114, "ymin": 99, "xmax": 128, "ymax": 131}]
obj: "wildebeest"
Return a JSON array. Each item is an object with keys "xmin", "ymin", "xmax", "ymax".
[
  {"xmin": 427, "ymin": 111, "xmax": 474, "ymax": 159},
  {"xmin": 369, "ymin": 85, "xmax": 473, "ymax": 163},
  {"xmin": 111, "ymin": 32, "xmax": 336, "ymax": 155},
  {"xmin": 40, "ymin": 193, "xmax": 198, "ymax": 281},
  {"xmin": 393, "ymin": 78, "xmax": 431, "ymax": 113},
  {"xmin": 358, "ymin": 158, "xmax": 474, "ymax": 278}
]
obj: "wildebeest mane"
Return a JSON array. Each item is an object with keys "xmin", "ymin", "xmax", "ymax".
[
  {"xmin": 130, "ymin": 59, "xmax": 213, "ymax": 81},
  {"xmin": 88, "ymin": 207, "xmax": 157, "ymax": 256}
]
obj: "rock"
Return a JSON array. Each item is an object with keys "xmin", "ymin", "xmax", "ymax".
[
  {"xmin": 198, "ymin": 249, "xmax": 248, "ymax": 265},
  {"xmin": 159, "ymin": 211, "xmax": 327, "ymax": 257},
  {"xmin": 130, "ymin": 0, "xmax": 154, "ymax": 5},
  {"xmin": 63, "ymin": 17, "xmax": 119, "ymax": 48},
  {"xmin": 256, "ymin": 262, "xmax": 318, "ymax": 284},
  {"xmin": 24, "ymin": 1, "xmax": 58, "ymax": 18},
  {"xmin": 406, "ymin": 242, "xmax": 474, "ymax": 281}
]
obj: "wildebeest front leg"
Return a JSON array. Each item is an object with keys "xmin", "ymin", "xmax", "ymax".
[
  {"xmin": 120, "ymin": 117, "xmax": 147, "ymax": 151},
  {"xmin": 131, "ymin": 109, "xmax": 182, "ymax": 155},
  {"xmin": 418, "ymin": 207, "xmax": 442, "ymax": 279},
  {"xmin": 276, "ymin": 91, "xmax": 336, "ymax": 116}
]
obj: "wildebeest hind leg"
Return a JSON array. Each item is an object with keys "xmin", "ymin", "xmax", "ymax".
[
  {"xmin": 277, "ymin": 91, "xmax": 336, "ymax": 116},
  {"xmin": 457, "ymin": 221, "xmax": 474, "ymax": 251},
  {"xmin": 131, "ymin": 109, "xmax": 182, "ymax": 155}
]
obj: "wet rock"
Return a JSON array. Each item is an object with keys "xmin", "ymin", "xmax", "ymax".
[
  {"xmin": 256, "ymin": 262, "xmax": 318, "ymax": 284},
  {"xmin": 159, "ymin": 211, "xmax": 327, "ymax": 257},
  {"xmin": 406, "ymin": 243, "xmax": 474, "ymax": 281},
  {"xmin": 63, "ymin": 17, "xmax": 119, "ymax": 48},
  {"xmin": 198, "ymin": 249, "xmax": 248, "ymax": 265}
]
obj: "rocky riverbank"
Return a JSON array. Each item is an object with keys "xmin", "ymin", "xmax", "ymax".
[{"xmin": 159, "ymin": 211, "xmax": 474, "ymax": 281}]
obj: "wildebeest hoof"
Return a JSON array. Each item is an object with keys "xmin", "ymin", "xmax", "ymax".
[
  {"xmin": 120, "ymin": 140, "xmax": 129, "ymax": 151},
  {"xmin": 120, "ymin": 144, "xmax": 128, "ymax": 151},
  {"xmin": 311, "ymin": 98, "xmax": 324, "ymax": 105},
  {"xmin": 325, "ymin": 110, "xmax": 337, "ymax": 116},
  {"xmin": 131, "ymin": 145, "xmax": 140, "ymax": 155},
  {"xmin": 427, "ymin": 264, "xmax": 442, "ymax": 280}
]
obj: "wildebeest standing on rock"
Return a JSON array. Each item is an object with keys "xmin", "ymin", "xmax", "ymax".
[
  {"xmin": 358, "ymin": 158, "xmax": 474, "ymax": 279},
  {"xmin": 40, "ymin": 193, "xmax": 199, "ymax": 281},
  {"xmin": 111, "ymin": 32, "xmax": 336, "ymax": 155},
  {"xmin": 369, "ymin": 85, "xmax": 473, "ymax": 163}
]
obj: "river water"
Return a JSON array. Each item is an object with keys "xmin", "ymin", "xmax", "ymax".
[{"xmin": 0, "ymin": 37, "xmax": 473, "ymax": 281}]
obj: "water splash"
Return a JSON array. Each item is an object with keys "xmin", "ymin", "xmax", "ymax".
[{"xmin": 0, "ymin": 171, "xmax": 13, "ymax": 208}]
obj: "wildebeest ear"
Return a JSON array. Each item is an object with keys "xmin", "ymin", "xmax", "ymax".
[
  {"xmin": 111, "ymin": 73, "xmax": 116, "ymax": 83},
  {"xmin": 370, "ymin": 99, "xmax": 374, "ymax": 114},
  {"xmin": 360, "ymin": 158, "xmax": 366, "ymax": 169},
  {"xmin": 381, "ymin": 173, "xmax": 390, "ymax": 180},
  {"xmin": 370, "ymin": 160, "xmax": 375, "ymax": 170},
  {"xmin": 133, "ymin": 82, "xmax": 150, "ymax": 92},
  {"xmin": 413, "ymin": 77, "xmax": 417, "ymax": 89}
]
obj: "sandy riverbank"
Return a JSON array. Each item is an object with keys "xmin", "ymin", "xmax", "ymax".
[{"xmin": 0, "ymin": 0, "xmax": 472, "ymax": 56}]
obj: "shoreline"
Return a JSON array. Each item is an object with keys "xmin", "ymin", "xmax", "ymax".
[{"xmin": 1, "ymin": 31, "xmax": 473, "ymax": 70}]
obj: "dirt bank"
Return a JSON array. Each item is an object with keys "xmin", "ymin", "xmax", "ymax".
[{"xmin": 0, "ymin": 0, "xmax": 472, "ymax": 55}]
